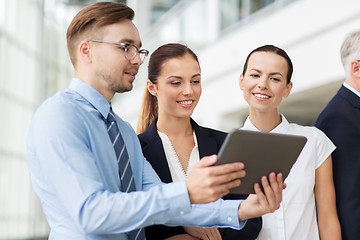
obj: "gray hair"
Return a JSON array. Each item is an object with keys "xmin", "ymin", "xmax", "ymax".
[{"xmin": 340, "ymin": 30, "xmax": 360, "ymax": 75}]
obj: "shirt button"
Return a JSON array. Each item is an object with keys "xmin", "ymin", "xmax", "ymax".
[
  {"xmin": 227, "ymin": 217, "xmax": 233, "ymax": 222},
  {"xmin": 180, "ymin": 211, "xmax": 184, "ymax": 215}
]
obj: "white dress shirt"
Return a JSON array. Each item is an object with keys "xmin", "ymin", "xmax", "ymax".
[
  {"xmin": 242, "ymin": 114, "xmax": 335, "ymax": 240},
  {"xmin": 158, "ymin": 130, "xmax": 199, "ymax": 182}
]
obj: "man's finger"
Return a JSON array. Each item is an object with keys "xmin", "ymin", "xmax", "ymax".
[
  {"xmin": 214, "ymin": 179, "xmax": 242, "ymax": 198},
  {"xmin": 212, "ymin": 170, "xmax": 246, "ymax": 185},
  {"xmin": 210, "ymin": 162, "xmax": 245, "ymax": 176},
  {"xmin": 196, "ymin": 155, "xmax": 218, "ymax": 167}
]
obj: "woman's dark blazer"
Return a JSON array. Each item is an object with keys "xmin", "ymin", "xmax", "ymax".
[{"xmin": 138, "ymin": 118, "xmax": 262, "ymax": 240}]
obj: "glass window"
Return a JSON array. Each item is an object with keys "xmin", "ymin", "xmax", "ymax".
[
  {"xmin": 250, "ymin": 0, "xmax": 275, "ymax": 13},
  {"xmin": 220, "ymin": 0, "xmax": 243, "ymax": 30},
  {"xmin": 151, "ymin": 0, "xmax": 180, "ymax": 23},
  {"xmin": 220, "ymin": 0, "xmax": 278, "ymax": 30},
  {"xmin": 0, "ymin": 0, "xmax": 5, "ymax": 25}
]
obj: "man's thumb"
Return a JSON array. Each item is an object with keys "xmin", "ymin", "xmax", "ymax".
[{"xmin": 198, "ymin": 155, "xmax": 218, "ymax": 167}]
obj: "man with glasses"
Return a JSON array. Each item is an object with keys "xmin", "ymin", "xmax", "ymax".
[
  {"xmin": 316, "ymin": 31, "xmax": 360, "ymax": 240},
  {"xmin": 87, "ymin": 39, "xmax": 149, "ymax": 61},
  {"xmin": 27, "ymin": 2, "xmax": 284, "ymax": 239}
]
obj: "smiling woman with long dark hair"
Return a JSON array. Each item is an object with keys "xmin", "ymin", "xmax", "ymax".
[{"xmin": 137, "ymin": 43, "xmax": 264, "ymax": 240}]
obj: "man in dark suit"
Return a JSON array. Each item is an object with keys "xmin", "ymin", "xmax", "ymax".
[{"xmin": 315, "ymin": 30, "xmax": 360, "ymax": 240}]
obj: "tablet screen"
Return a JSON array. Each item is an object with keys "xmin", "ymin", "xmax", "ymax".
[{"xmin": 216, "ymin": 129, "xmax": 307, "ymax": 194}]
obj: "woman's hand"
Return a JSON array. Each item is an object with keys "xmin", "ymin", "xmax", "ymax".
[
  {"xmin": 184, "ymin": 226, "xmax": 222, "ymax": 240},
  {"xmin": 165, "ymin": 233, "xmax": 200, "ymax": 240}
]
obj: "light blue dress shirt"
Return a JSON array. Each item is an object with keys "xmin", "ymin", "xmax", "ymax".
[{"xmin": 27, "ymin": 78, "xmax": 245, "ymax": 239}]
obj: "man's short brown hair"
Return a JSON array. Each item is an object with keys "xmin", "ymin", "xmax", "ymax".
[{"xmin": 66, "ymin": 2, "xmax": 134, "ymax": 67}]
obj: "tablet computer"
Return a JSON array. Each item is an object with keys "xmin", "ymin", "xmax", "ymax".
[{"xmin": 216, "ymin": 129, "xmax": 307, "ymax": 194}]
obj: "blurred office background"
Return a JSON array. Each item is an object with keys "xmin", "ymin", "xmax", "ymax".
[{"xmin": 1, "ymin": 0, "xmax": 359, "ymax": 238}]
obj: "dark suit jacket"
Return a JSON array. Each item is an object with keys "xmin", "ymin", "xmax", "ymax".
[
  {"xmin": 315, "ymin": 85, "xmax": 360, "ymax": 240},
  {"xmin": 138, "ymin": 118, "xmax": 262, "ymax": 240}
]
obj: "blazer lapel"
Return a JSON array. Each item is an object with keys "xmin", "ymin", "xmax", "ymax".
[
  {"xmin": 140, "ymin": 121, "xmax": 173, "ymax": 183},
  {"xmin": 191, "ymin": 118, "xmax": 219, "ymax": 158},
  {"xmin": 140, "ymin": 119, "xmax": 223, "ymax": 183}
]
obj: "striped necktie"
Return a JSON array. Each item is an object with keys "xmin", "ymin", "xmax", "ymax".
[{"xmin": 105, "ymin": 107, "xmax": 146, "ymax": 240}]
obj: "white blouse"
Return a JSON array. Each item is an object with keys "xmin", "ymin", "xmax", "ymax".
[
  {"xmin": 242, "ymin": 114, "xmax": 336, "ymax": 240},
  {"xmin": 157, "ymin": 130, "xmax": 200, "ymax": 182}
]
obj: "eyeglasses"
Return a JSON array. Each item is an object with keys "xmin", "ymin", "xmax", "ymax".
[{"xmin": 87, "ymin": 39, "xmax": 149, "ymax": 62}]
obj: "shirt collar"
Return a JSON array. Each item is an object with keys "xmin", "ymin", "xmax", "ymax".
[
  {"xmin": 343, "ymin": 82, "xmax": 360, "ymax": 98},
  {"xmin": 69, "ymin": 78, "xmax": 111, "ymax": 119},
  {"xmin": 243, "ymin": 113, "xmax": 290, "ymax": 133}
]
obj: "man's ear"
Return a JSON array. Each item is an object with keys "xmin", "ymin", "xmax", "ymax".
[
  {"xmin": 351, "ymin": 60, "xmax": 360, "ymax": 77},
  {"xmin": 239, "ymin": 74, "xmax": 245, "ymax": 90},
  {"xmin": 147, "ymin": 80, "xmax": 157, "ymax": 96},
  {"xmin": 79, "ymin": 41, "xmax": 92, "ymax": 63}
]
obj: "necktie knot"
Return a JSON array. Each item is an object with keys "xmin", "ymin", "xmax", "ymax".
[{"xmin": 107, "ymin": 107, "xmax": 117, "ymax": 124}]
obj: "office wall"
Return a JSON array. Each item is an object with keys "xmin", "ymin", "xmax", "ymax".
[
  {"xmin": 119, "ymin": 0, "xmax": 360, "ymax": 132},
  {"xmin": 0, "ymin": 0, "xmax": 50, "ymax": 238}
]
